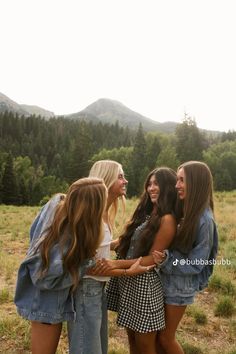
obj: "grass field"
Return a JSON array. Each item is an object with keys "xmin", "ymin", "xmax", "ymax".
[{"xmin": 0, "ymin": 192, "xmax": 236, "ymax": 353}]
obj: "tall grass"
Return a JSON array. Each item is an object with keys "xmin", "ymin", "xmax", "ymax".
[{"xmin": 0, "ymin": 192, "xmax": 236, "ymax": 353}]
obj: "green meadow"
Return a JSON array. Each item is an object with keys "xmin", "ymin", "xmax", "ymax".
[{"xmin": 0, "ymin": 193, "xmax": 235, "ymax": 353}]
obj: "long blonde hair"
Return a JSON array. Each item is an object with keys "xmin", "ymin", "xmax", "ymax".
[
  {"xmin": 40, "ymin": 177, "xmax": 107, "ymax": 289},
  {"xmin": 89, "ymin": 160, "xmax": 125, "ymax": 227}
]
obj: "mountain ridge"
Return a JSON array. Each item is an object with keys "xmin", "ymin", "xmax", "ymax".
[
  {"xmin": 0, "ymin": 92, "xmax": 219, "ymax": 134},
  {"xmin": 65, "ymin": 98, "xmax": 178, "ymax": 132},
  {"xmin": 0, "ymin": 92, "xmax": 54, "ymax": 119}
]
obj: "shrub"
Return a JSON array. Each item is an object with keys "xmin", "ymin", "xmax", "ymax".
[
  {"xmin": 186, "ymin": 305, "xmax": 207, "ymax": 325},
  {"xmin": 214, "ymin": 296, "xmax": 235, "ymax": 317},
  {"xmin": 209, "ymin": 274, "xmax": 236, "ymax": 296},
  {"xmin": 181, "ymin": 342, "xmax": 203, "ymax": 354},
  {"xmin": 0, "ymin": 288, "xmax": 11, "ymax": 304},
  {"xmin": 193, "ymin": 311, "xmax": 207, "ymax": 325}
]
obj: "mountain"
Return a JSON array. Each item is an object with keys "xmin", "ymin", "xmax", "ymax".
[
  {"xmin": 66, "ymin": 98, "xmax": 178, "ymax": 133},
  {"xmin": 0, "ymin": 92, "xmax": 29, "ymax": 116},
  {"xmin": 0, "ymin": 92, "xmax": 54, "ymax": 118},
  {"xmin": 0, "ymin": 92, "xmax": 176, "ymax": 132},
  {"xmin": 20, "ymin": 104, "xmax": 54, "ymax": 119}
]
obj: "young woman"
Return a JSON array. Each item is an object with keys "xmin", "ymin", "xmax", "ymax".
[
  {"xmin": 14, "ymin": 177, "xmax": 108, "ymax": 354},
  {"xmin": 153, "ymin": 161, "xmax": 218, "ymax": 354},
  {"xmin": 67, "ymin": 160, "xmax": 152, "ymax": 354},
  {"xmin": 105, "ymin": 167, "xmax": 178, "ymax": 354}
]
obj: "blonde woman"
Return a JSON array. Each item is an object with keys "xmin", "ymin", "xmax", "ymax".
[
  {"xmin": 68, "ymin": 160, "xmax": 153, "ymax": 354},
  {"xmin": 67, "ymin": 160, "xmax": 152, "ymax": 354}
]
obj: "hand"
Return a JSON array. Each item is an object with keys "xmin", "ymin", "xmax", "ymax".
[
  {"xmin": 152, "ymin": 250, "xmax": 166, "ymax": 265},
  {"xmin": 126, "ymin": 257, "xmax": 156, "ymax": 276},
  {"xmin": 110, "ymin": 239, "xmax": 120, "ymax": 251},
  {"xmin": 86, "ymin": 258, "xmax": 116, "ymax": 276}
]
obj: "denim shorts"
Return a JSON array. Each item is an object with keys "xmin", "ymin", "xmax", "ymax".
[
  {"xmin": 164, "ymin": 295, "xmax": 195, "ymax": 306},
  {"xmin": 67, "ymin": 278, "xmax": 107, "ymax": 354}
]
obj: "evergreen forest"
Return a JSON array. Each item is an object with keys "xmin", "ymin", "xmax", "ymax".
[{"xmin": 1, "ymin": 111, "xmax": 236, "ymax": 205}]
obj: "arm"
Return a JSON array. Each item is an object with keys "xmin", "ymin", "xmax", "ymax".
[
  {"xmin": 87, "ymin": 257, "xmax": 155, "ymax": 277},
  {"xmin": 27, "ymin": 256, "xmax": 73, "ymax": 290},
  {"xmin": 110, "ymin": 238, "xmax": 119, "ymax": 251},
  {"xmin": 157, "ymin": 218, "xmax": 216, "ymax": 275},
  {"xmin": 149, "ymin": 214, "xmax": 176, "ymax": 253},
  {"xmin": 89, "ymin": 214, "xmax": 176, "ymax": 275},
  {"xmin": 26, "ymin": 244, "xmax": 95, "ymax": 290},
  {"xmin": 29, "ymin": 194, "xmax": 63, "ymax": 244},
  {"xmin": 26, "ymin": 244, "xmax": 73, "ymax": 290},
  {"xmin": 113, "ymin": 214, "xmax": 176, "ymax": 268}
]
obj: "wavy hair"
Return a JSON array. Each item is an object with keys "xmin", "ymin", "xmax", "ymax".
[
  {"xmin": 89, "ymin": 160, "xmax": 125, "ymax": 227},
  {"xmin": 117, "ymin": 167, "xmax": 177, "ymax": 258},
  {"xmin": 40, "ymin": 177, "xmax": 107, "ymax": 290},
  {"xmin": 172, "ymin": 161, "xmax": 214, "ymax": 253}
]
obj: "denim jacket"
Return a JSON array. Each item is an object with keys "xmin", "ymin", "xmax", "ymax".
[
  {"xmin": 160, "ymin": 208, "xmax": 218, "ymax": 298},
  {"xmin": 14, "ymin": 194, "xmax": 94, "ymax": 324},
  {"xmin": 29, "ymin": 194, "xmax": 64, "ymax": 243}
]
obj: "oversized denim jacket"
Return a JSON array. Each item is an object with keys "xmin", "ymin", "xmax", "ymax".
[
  {"xmin": 14, "ymin": 194, "xmax": 94, "ymax": 324},
  {"xmin": 160, "ymin": 208, "xmax": 218, "ymax": 298}
]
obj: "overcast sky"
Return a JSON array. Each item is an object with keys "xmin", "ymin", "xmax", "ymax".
[{"xmin": 1, "ymin": 0, "xmax": 236, "ymax": 132}]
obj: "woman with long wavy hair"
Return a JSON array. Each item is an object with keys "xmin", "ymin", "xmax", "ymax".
[
  {"xmin": 15, "ymin": 177, "xmax": 108, "ymax": 354},
  {"xmin": 106, "ymin": 167, "xmax": 177, "ymax": 354}
]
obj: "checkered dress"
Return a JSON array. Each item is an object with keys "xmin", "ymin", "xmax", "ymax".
[
  {"xmin": 106, "ymin": 219, "xmax": 165, "ymax": 333},
  {"xmin": 106, "ymin": 270, "xmax": 165, "ymax": 333}
]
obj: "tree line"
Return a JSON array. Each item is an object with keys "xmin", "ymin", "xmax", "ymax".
[{"xmin": 0, "ymin": 111, "xmax": 236, "ymax": 205}]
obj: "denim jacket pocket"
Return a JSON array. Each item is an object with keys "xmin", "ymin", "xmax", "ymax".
[{"xmin": 162, "ymin": 274, "xmax": 196, "ymax": 297}]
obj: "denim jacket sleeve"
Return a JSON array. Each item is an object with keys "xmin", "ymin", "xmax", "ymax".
[
  {"xmin": 30, "ymin": 194, "xmax": 64, "ymax": 243},
  {"xmin": 161, "ymin": 210, "xmax": 218, "ymax": 275},
  {"xmin": 25, "ymin": 244, "xmax": 73, "ymax": 290},
  {"xmin": 23, "ymin": 246, "xmax": 95, "ymax": 291}
]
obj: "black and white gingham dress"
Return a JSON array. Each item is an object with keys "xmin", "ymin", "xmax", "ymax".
[{"xmin": 106, "ymin": 221, "xmax": 165, "ymax": 333}]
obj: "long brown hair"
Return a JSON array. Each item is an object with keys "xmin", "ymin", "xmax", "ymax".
[
  {"xmin": 172, "ymin": 161, "xmax": 214, "ymax": 253},
  {"xmin": 117, "ymin": 167, "xmax": 177, "ymax": 258},
  {"xmin": 40, "ymin": 177, "xmax": 107, "ymax": 290}
]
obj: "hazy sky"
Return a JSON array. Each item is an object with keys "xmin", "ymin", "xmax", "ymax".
[{"xmin": 1, "ymin": 0, "xmax": 236, "ymax": 132}]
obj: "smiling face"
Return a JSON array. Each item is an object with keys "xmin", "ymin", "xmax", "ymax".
[
  {"xmin": 176, "ymin": 167, "xmax": 186, "ymax": 200},
  {"xmin": 109, "ymin": 169, "xmax": 128, "ymax": 200},
  {"xmin": 147, "ymin": 174, "xmax": 160, "ymax": 205}
]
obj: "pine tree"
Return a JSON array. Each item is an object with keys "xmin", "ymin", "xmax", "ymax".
[
  {"xmin": 146, "ymin": 135, "xmax": 161, "ymax": 170},
  {"xmin": 1, "ymin": 153, "xmax": 19, "ymax": 205},
  {"xmin": 175, "ymin": 114, "xmax": 204, "ymax": 162},
  {"xmin": 130, "ymin": 123, "xmax": 147, "ymax": 196},
  {"xmin": 65, "ymin": 122, "xmax": 93, "ymax": 182}
]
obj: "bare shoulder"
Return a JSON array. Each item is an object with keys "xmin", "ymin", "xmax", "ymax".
[
  {"xmin": 161, "ymin": 214, "xmax": 177, "ymax": 227},
  {"xmin": 151, "ymin": 213, "xmax": 176, "ymax": 250}
]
